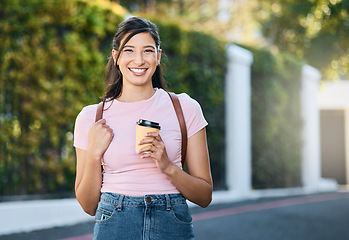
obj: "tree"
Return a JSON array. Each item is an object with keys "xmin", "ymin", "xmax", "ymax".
[
  {"xmin": 114, "ymin": 0, "xmax": 258, "ymax": 44},
  {"xmin": 0, "ymin": 0, "xmax": 227, "ymax": 196},
  {"xmin": 254, "ymin": 0, "xmax": 349, "ymax": 80},
  {"xmin": 0, "ymin": 0, "xmax": 123, "ymax": 195}
]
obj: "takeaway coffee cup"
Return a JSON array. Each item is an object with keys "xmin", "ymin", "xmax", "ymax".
[{"xmin": 135, "ymin": 119, "xmax": 161, "ymax": 152}]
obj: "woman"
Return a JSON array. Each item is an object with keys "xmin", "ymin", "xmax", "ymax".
[{"xmin": 74, "ymin": 16, "xmax": 212, "ymax": 239}]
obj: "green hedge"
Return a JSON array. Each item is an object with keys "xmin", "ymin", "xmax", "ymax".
[
  {"xmin": 0, "ymin": 0, "xmax": 304, "ymax": 197},
  {"xmin": 0, "ymin": 0, "xmax": 123, "ymax": 196},
  {"xmin": 154, "ymin": 20, "xmax": 227, "ymax": 189},
  {"xmin": 241, "ymin": 45, "xmax": 304, "ymax": 189},
  {"xmin": 0, "ymin": 0, "xmax": 226, "ymax": 197}
]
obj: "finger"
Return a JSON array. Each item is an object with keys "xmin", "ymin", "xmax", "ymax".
[
  {"xmin": 141, "ymin": 148, "xmax": 164, "ymax": 160},
  {"xmin": 144, "ymin": 132, "xmax": 160, "ymax": 138},
  {"xmin": 96, "ymin": 119, "xmax": 106, "ymax": 125},
  {"xmin": 104, "ymin": 127, "xmax": 114, "ymax": 137},
  {"xmin": 140, "ymin": 143, "xmax": 165, "ymax": 155},
  {"xmin": 138, "ymin": 144, "xmax": 153, "ymax": 154},
  {"xmin": 140, "ymin": 151, "xmax": 152, "ymax": 159},
  {"xmin": 140, "ymin": 141, "xmax": 164, "ymax": 153},
  {"xmin": 138, "ymin": 137, "xmax": 156, "ymax": 145},
  {"xmin": 140, "ymin": 147, "xmax": 160, "ymax": 158},
  {"xmin": 102, "ymin": 124, "xmax": 112, "ymax": 130},
  {"xmin": 147, "ymin": 132, "xmax": 163, "ymax": 143}
]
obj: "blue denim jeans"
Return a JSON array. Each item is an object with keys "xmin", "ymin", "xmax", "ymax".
[{"xmin": 93, "ymin": 192, "xmax": 195, "ymax": 240}]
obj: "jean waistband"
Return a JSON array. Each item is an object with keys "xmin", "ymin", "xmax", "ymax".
[{"xmin": 100, "ymin": 192, "xmax": 186, "ymax": 211}]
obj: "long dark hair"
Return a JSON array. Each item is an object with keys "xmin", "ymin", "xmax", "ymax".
[{"xmin": 103, "ymin": 17, "xmax": 168, "ymax": 101}]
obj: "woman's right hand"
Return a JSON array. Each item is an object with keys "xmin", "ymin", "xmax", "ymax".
[{"xmin": 87, "ymin": 119, "xmax": 114, "ymax": 158}]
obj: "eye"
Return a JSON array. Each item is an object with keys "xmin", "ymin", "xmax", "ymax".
[
  {"xmin": 144, "ymin": 49, "xmax": 155, "ymax": 53},
  {"xmin": 124, "ymin": 48, "xmax": 133, "ymax": 53}
]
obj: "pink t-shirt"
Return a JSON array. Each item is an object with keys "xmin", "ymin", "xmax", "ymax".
[{"xmin": 73, "ymin": 88, "xmax": 208, "ymax": 196}]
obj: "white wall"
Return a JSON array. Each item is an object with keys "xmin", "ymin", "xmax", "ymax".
[
  {"xmin": 301, "ymin": 65, "xmax": 338, "ymax": 192},
  {"xmin": 318, "ymin": 80, "xmax": 349, "ymax": 184},
  {"xmin": 225, "ymin": 44, "xmax": 253, "ymax": 196}
]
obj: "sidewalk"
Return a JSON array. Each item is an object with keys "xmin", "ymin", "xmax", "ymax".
[
  {"xmin": 0, "ymin": 198, "xmax": 93, "ymax": 236},
  {"xmin": 1, "ymin": 190, "xmax": 349, "ymax": 240},
  {"xmin": 193, "ymin": 191, "xmax": 349, "ymax": 240},
  {"xmin": 0, "ymin": 185, "xmax": 339, "ymax": 236}
]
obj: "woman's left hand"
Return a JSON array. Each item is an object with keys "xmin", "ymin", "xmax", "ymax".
[
  {"xmin": 138, "ymin": 128, "xmax": 213, "ymax": 208},
  {"xmin": 137, "ymin": 132, "xmax": 172, "ymax": 172}
]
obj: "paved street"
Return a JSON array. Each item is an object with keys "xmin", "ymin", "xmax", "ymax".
[
  {"xmin": 192, "ymin": 191, "xmax": 349, "ymax": 240},
  {"xmin": 1, "ymin": 191, "xmax": 349, "ymax": 240}
]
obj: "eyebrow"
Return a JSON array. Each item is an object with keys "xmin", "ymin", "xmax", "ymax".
[{"xmin": 124, "ymin": 45, "xmax": 156, "ymax": 49}]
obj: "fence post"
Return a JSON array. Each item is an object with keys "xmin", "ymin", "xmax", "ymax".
[
  {"xmin": 300, "ymin": 65, "xmax": 322, "ymax": 192},
  {"xmin": 225, "ymin": 44, "xmax": 253, "ymax": 196}
]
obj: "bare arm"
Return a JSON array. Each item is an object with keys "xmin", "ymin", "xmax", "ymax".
[
  {"xmin": 165, "ymin": 128, "xmax": 213, "ymax": 207},
  {"xmin": 138, "ymin": 128, "xmax": 213, "ymax": 208},
  {"xmin": 75, "ymin": 119, "xmax": 114, "ymax": 216}
]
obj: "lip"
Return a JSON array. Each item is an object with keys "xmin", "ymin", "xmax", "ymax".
[{"xmin": 129, "ymin": 68, "xmax": 148, "ymax": 76}]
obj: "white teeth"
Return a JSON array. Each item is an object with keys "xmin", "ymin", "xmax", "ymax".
[{"xmin": 130, "ymin": 68, "xmax": 147, "ymax": 73}]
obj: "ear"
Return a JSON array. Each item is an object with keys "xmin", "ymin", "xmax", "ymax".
[
  {"xmin": 157, "ymin": 49, "xmax": 162, "ymax": 66},
  {"xmin": 112, "ymin": 49, "xmax": 118, "ymax": 65}
]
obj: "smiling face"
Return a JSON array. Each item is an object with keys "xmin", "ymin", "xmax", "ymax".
[{"xmin": 113, "ymin": 32, "xmax": 161, "ymax": 89}]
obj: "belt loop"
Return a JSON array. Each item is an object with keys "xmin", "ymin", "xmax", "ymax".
[
  {"xmin": 117, "ymin": 194, "xmax": 125, "ymax": 212},
  {"xmin": 165, "ymin": 194, "xmax": 171, "ymax": 211}
]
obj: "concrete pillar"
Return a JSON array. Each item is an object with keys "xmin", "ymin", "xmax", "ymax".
[
  {"xmin": 225, "ymin": 44, "xmax": 253, "ymax": 196},
  {"xmin": 300, "ymin": 65, "xmax": 322, "ymax": 192}
]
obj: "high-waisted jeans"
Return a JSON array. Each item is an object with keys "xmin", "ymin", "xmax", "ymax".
[{"xmin": 93, "ymin": 192, "xmax": 195, "ymax": 240}]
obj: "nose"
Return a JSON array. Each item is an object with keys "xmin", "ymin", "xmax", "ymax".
[{"xmin": 133, "ymin": 51, "xmax": 144, "ymax": 65}]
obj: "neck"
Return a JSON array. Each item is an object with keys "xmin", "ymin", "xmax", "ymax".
[{"xmin": 117, "ymin": 86, "xmax": 156, "ymax": 102}]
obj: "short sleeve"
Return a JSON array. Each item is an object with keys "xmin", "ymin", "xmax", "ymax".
[
  {"xmin": 178, "ymin": 93, "xmax": 208, "ymax": 138},
  {"xmin": 73, "ymin": 105, "xmax": 97, "ymax": 150}
]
